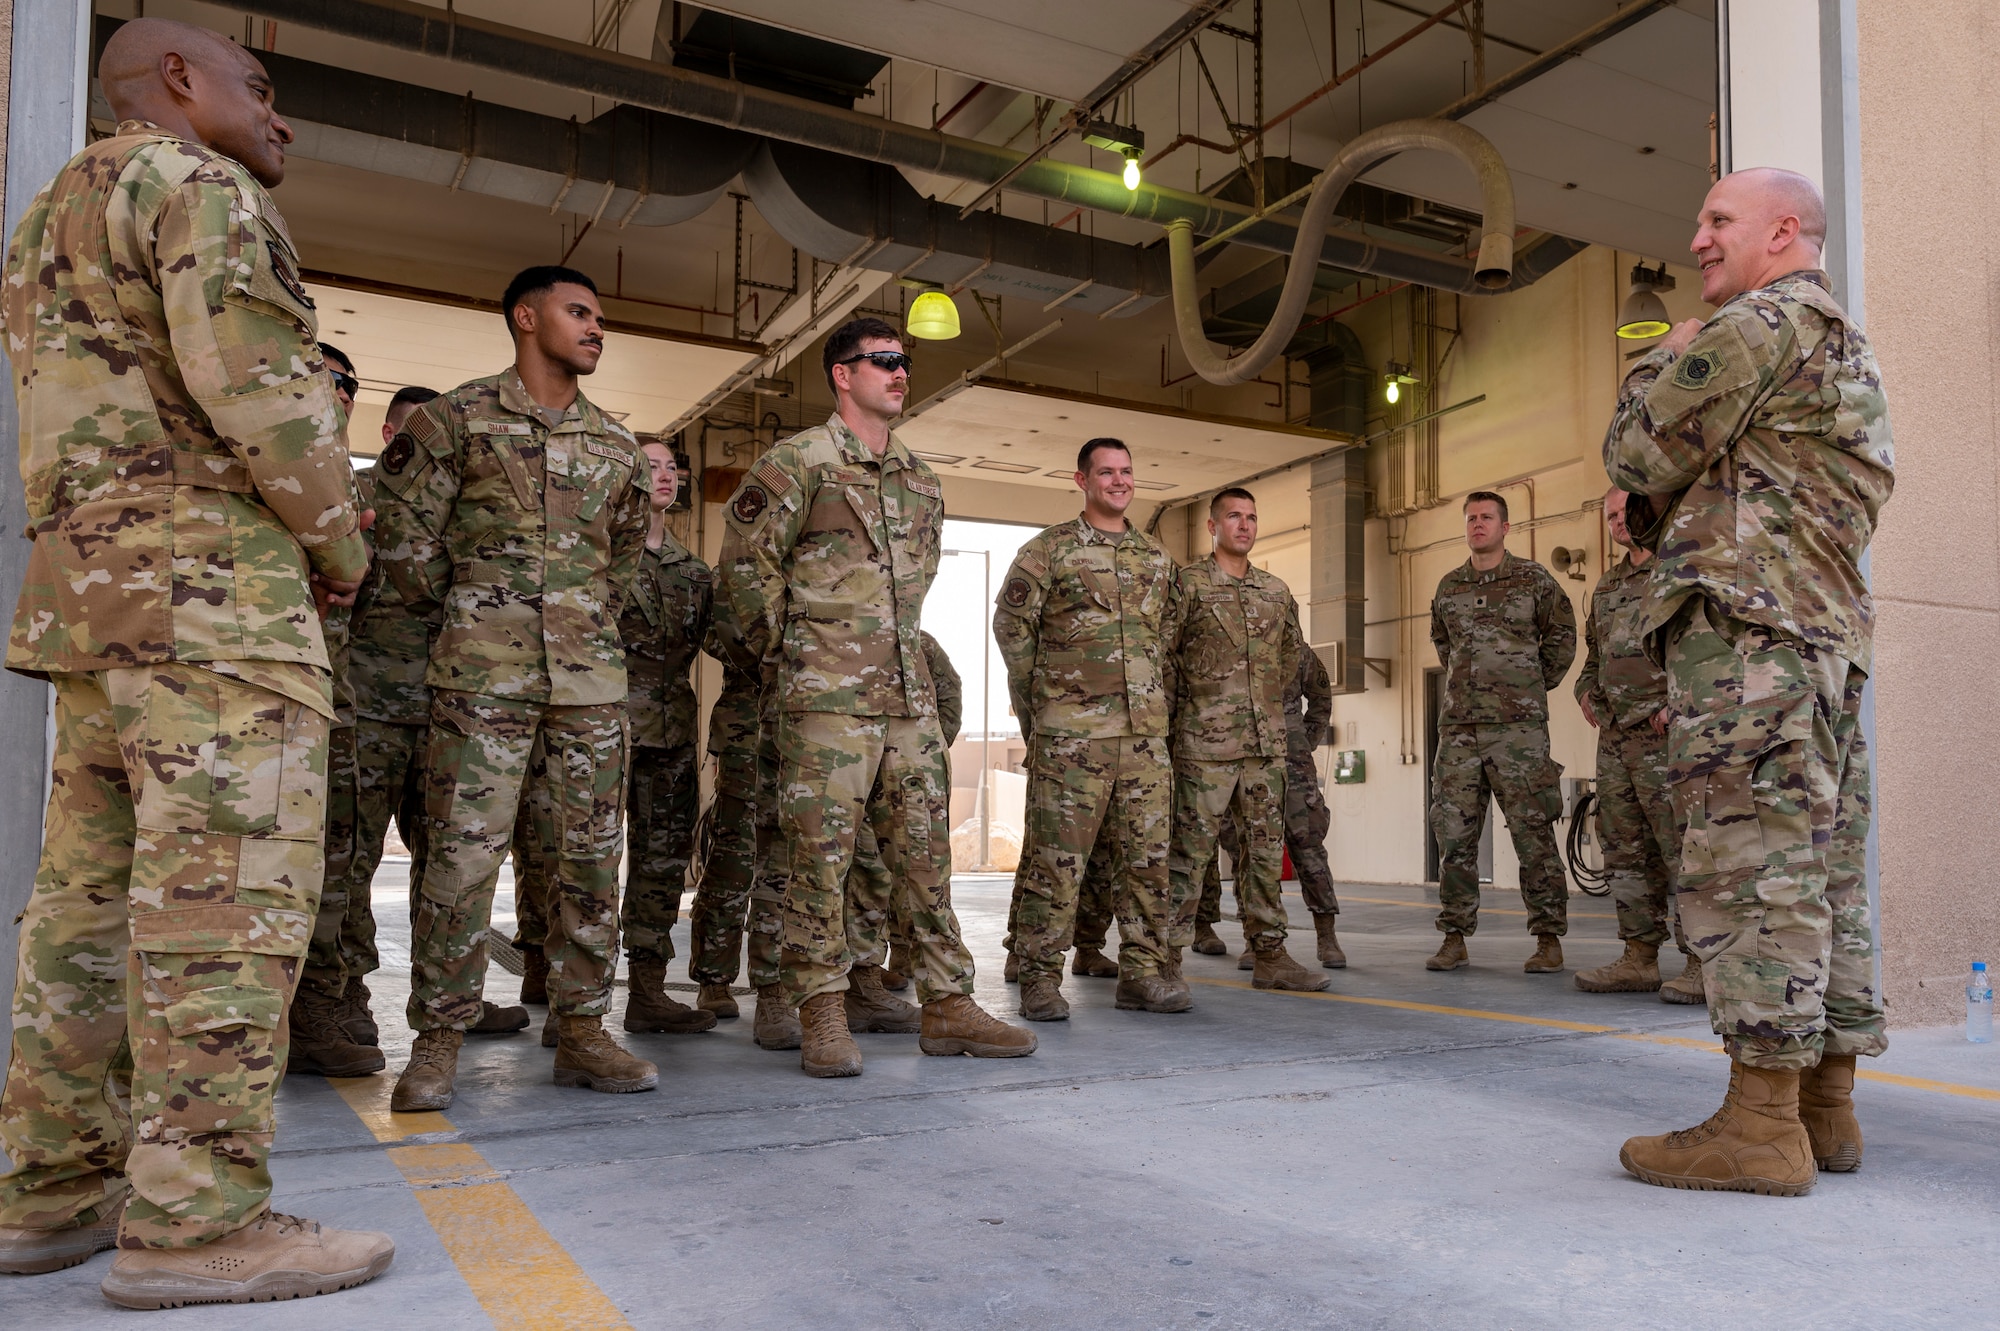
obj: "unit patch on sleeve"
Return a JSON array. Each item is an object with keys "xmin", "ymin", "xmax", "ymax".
[
  {"xmin": 1672, "ymin": 349, "xmax": 1724, "ymax": 390},
  {"xmin": 378, "ymin": 435, "xmax": 415, "ymax": 475},
  {"xmin": 1003, "ymin": 576, "xmax": 1031, "ymax": 608},
  {"xmin": 732, "ymin": 484, "xmax": 769, "ymax": 524},
  {"xmin": 268, "ymin": 240, "xmax": 312, "ymax": 307}
]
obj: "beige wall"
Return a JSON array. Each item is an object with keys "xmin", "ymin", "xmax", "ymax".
[{"xmin": 1858, "ymin": 1, "xmax": 2000, "ymax": 1025}]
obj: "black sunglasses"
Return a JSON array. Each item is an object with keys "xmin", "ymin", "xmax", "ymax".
[
  {"xmin": 837, "ymin": 350, "xmax": 913, "ymax": 375},
  {"xmin": 329, "ymin": 369, "xmax": 359, "ymax": 399}
]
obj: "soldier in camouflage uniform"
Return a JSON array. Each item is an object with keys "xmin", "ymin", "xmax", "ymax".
[
  {"xmin": 1165, "ymin": 489, "xmax": 1326, "ymax": 993},
  {"xmin": 0, "ymin": 21, "xmax": 395, "ymax": 1300},
  {"xmin": 996, "ymin": 438, "xmax": 1185, "ymax": 1020},
  {"xmin": 1573, "ymin": 487, "xmax": 1702, "ymax": 1004},
  {"xmin": 1426, "ymin": 492, "xmax": 1578, "ymax": 975},
  {"xmin": 717, "ymin": 318, "xmax": 1032, "ymax": 1076},
  {"xmin": 371, "ymin": 266, "xmax": 659, "ymax": 1112},
  {"xmin": 1607, "ymin": 169, "xmax": 1892, "ymax": 1194},
  {"xmin": 1191, "ymin": 645, "xmax": 1345, "ymax": 968}
]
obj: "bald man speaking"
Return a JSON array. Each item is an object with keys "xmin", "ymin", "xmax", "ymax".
[{"xmin": 1604, "ymin": 168, "xmax": 1893, "ymax": 1196}]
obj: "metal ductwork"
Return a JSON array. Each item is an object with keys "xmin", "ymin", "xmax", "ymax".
[
  {"xmin": 746, "ymin": 141, "xmax": 1165, "ymax": 317},
  {"xmin": 93, "ymin": 22, "xmax": 754, "ymax": 227},
  {"xmin": 225, "ymin": 0, "xmax": 1587, "ymax": 295}
]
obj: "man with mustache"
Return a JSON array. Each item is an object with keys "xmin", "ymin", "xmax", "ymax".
[{"xmin": 370, "ymin": 265, "xmax": 659, "ymax": 1111}]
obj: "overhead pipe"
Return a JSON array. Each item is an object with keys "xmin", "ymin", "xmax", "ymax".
[
  {"xmin": 226, "ymin": 0, "xmax": 1579, "ymax": 296},
  {"xmin": 1167, "ymin": 120, "xmax": 1515, "ymax": 386}
]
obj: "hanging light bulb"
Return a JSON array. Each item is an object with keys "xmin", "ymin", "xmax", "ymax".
[
  {"xmin": 1384, "ymin": 361, "xmax": 1416, "ymax": 405},
  {"xmin": 905, "ymin": 289, "xmax": 961, "ymax": 340},
  {"xmin": 1385, "ymin": 378, "xmax": 1400, "ymax": 405},
  {"xmin": 1123, "ymin": 152, "xmax": 1142, "ymax": 191},
  {"xmin": 1616, "ymin": 261, "xmax": 1677, "ymax": 339}
]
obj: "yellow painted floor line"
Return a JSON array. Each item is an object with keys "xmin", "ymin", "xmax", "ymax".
[
  {"xmin": 1187, "ymin": 977, "xmax": 2000, "ymax": 1102},
  {"xmin": 329, "ymin": 1074, "xmax": 635, "ymax": 1330},
  {"xmin": 1335, "ymin": 894, "xmax": 1616, "ymax": 921}
]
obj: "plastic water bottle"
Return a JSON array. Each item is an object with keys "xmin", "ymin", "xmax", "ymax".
[{"xmin": 1971, "ymin": 963, "xmax": 1994, "ymax": 1044}]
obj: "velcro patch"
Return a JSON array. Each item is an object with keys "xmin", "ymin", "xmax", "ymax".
[
  {"xmin": 750, "ymin": 456, "xmax": 796, "ymax": 499},
  {"xmin": 732, "ymin": 484, "xmax": 769, "ymax": 524},
  {"xmin": 467, "ymin": 420, "xmax": 532, "ymax": 436},
  {"xmin": 1003, "ymin": 576, "xmax": 1032, "ymax": 608},
  {"xmin": 267, "ymin": 240, "xmax": 312, "ymax": 307},
  {"xmin": 1672, "ymin": 349, "xmax": 1726, "ymax": 390},
  {"xmin": 378, "ymin": 435, "xmax": 415, "ymax": 475},
  {"xmin": 405, "ymin": 407, "xmax": 449, "ymax": 454},
  {"xmin": 905, "ymin": 475, "xmax": 942, "ymax": 499},
  {"xmin": 587, "ymin": 439, "xmax": 634, "ymax": 467}
]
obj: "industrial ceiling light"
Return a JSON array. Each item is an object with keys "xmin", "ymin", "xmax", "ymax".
[
  {"xmin": 1122, "ymin": 152, "xmax": 1142, "ymax": 191},
  {"xmin": 1383, "ymin": 361, "xmax": 1418, "ymax": 405},
  {"xmin": 1616, "ymin": 261, "xmax": 1676, "ymax": 339},
  {"xmin": 906, "ymin": 289, "xmax": 961, "ymax": 340},
  {"xmin": 1081, "ymin": 119, "xmax": 1145, "ymax": 157}
]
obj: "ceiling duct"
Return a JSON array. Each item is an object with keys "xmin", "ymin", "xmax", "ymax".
[
  {"xmin": 745, "ymin": 141, "xmax": 1165, "ymax": 317},
  {"xmin": 221, "ymin": 0, "xmax": 1587, "ymax": 296}
]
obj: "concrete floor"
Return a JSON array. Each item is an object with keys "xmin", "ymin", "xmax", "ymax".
[{"xmin": 12, "ymin": 864, "xmax": 1997, "ymax": 1329}]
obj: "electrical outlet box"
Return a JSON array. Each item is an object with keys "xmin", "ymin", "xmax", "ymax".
[{"xmin": 1335, "ymin": 749, "xmax": 1366, "ymax": 784}]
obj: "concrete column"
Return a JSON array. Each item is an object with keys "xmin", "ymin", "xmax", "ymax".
[
  {"xmin": 1308, "ymin": 449, "xmax": 1366, "ymax": 695},
  {"xmin": 0, "ymin": 0, "xmax": 88, "ymax": 1004}
]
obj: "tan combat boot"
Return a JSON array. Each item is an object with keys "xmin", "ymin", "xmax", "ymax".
[
  {"xmin": 540, "ymin": 1008, "xmax": 558, "ymax": 1048},
  {"xmin": 1313, "ymin": 914, "xmax": 1347, "ymax": 969},
  {"xmin": 1253, "ymin": 944, "xmax": 1331, "ymax": 992},
  {"xmin": 553, "ymin": 1015, "xmax": 659, "ymax": 1093},
  {"xmin": 1019, "ymin": 976, "xmax": 1070, "ymax": 1022},
  {"xmin": 1071, "ymin": 946, "xmax": 1119, "ymax": 978},
  {"xmin": 1003, "ymin": 950, "xmax": 1020, "ymax": 983},
  {"xmin": 519, "ymin": 944, "xmax": 550, "ymax": 1005},
  {"xmin": 624, "ymin": 956, "xmax": 718, "ymax": 1034},
  {"xmin": 468, "ymin": 998, "xmax": 531, "ymax": 1034},
  {"xmin": 1115, "ymin": 973, "xmax": 1193, "ymax": 1013},
  {"xmin": 697, "ymin": 983, "xmax": 740, "ymax": 1018},
  {"xmin": 1659, "ymin": 952, "xmax": 1706, "ymax": 1005},
  {"xmin": 753, "ymin": 983, "xmax": 803, "ymax": 1050},
  {"xmin": 1426, "ymin": 932, "xmax": 1469, "ymax": 971},
  {"xmin": 1237, "ymin": 941, "xmax": 1256, "ymax": 971},
  {"xmin": 1799, "ymin": 1054, "xmax": 1862, "ymax": 1172},
  {"xmin": 845, "ymin": 964, "xmax": 921, "ymax": 1033},
  {"xmin": 882, "ymin": 944, "xmax": 913, "ymax": 992},
  {"xmin": 338, "ymin": 977, "xmax": 380, "ymax": 1046},
  {"xmin": 100, "ymin": 1211, "xmax": 394, "ymax": 1309},
  {"xmin": 1619, "ymin": 1061, "xmax": 1817, "ymax": 1195},
  {"xmin": 1190, "ymin": 921, "xmax": 1228, "ymax": 956},
  {"xmin": 288, "ymin": 986, "xmax": 387, "ymax": 1078},
  {"xmin": 799, "ymin": 992, "xmax": 863, "ymax": 1077},
  {"xmin": 389, "ymin": 1028, "xmax": 463, "ymax": 1112},
  {"xmin": 0, "ymin": 1194, "xmax": 124, "ymax": 1275},
  {"xmin": 920, "ymin": 994, "xmax": 1038, "ymax": 1057},
  {"xmin": 1575, "ymin": 940, "xmax": 1661, "ymax": 993},
  {"xmin": 1524, "ymin": 934, "xmax": 1564, "ymax": 974}
]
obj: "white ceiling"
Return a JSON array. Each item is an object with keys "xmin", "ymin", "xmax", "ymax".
[
  {"xmin": 309, "ymin": 282, "xmax": 753, "ymax": 456},
  {"xmin": 897, "ymin": 380, "xmax": 1346, "ymax": 499}
]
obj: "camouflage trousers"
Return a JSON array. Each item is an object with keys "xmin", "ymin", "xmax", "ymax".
[
  {"xmin": 1195, "ymin": 761, "xmax": 1340, "ymax": 925},
  {"xmin": 776, "ymin": 711, "xmax": 974, "ymax": 1006},
  {"xmin": 686, "ymin": 752, "xmax": 758, "ymax": 986},
  {"xmin": 1431, "ymin": 722, "xmax": 1568, "ymax": 937},
  {"xmin": 1663, "ymin": 598, "xmax": 1884, "ymax": 1071},
  {"xmin": 1169, "ymin": 757, "xmax": 1289, "ymax": 952},
  {"xmin": 620, "ymin": 742, "xmax": 699, "ymax": 962},
  {"xmin": 1009, "ymin": 734, "xmax": 1175, "ymax": 984},
  {"xmin": 1596, "ymin": 720, "xmax": 1687, "ymax": 953},
  {"xmin": 412, "ymin": 690, "xmax": 626, "ymax": 1031},
  {"xmin": 301, "ymin": 718, "xmax": 424, "ymax": 997},
  {"xmin": 2, "ymin": 663, "xmax": 327, "ymax": 1249}
]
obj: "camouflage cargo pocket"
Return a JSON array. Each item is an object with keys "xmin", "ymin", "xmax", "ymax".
[{"xmin": 1670, "ymin": 691, "xmax": 1818, "ymax": 879}]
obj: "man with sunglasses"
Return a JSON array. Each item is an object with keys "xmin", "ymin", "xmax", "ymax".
[{"xmin": 716, "ymin": 317, "xmax": 1034, "ymax": 1077}]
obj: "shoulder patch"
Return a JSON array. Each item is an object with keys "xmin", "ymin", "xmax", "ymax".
[
  {"xmin": 1003, "ymin": 576, "xmax": 1032, "ymax": 608},
  {"xmin": 267, "ymin": 239, "xmax": 312, "ymax": 307},
  {"xmin": 405, "ymin": 406, "xmax": 449, "ymax": 453},
  {"xmin": 1672, "ymin": 349, "xmax": 1725, "ymax": 390},
  {"xmin": 732, "ymin": 484, "xmax": 769, "ymax": 524},
  {"xmin": 1014, "ymin": 547, "xmax": 1050, "ymax": 583},
  {"xmin": 749, "ymin": 455, "xmax": 797, "ymax": 499},
  {"xmin": 378, "ymin": 435, "xmax": 415, "ymax": 476},
  {"xmin": 905, "ymin": 474, "xmax": 942, "ymax": 499}
]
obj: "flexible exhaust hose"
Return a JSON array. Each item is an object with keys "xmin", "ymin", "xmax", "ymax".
[{"xmin": 1168, "ymin": 119, "xmax": 1516, "ymax": 386}]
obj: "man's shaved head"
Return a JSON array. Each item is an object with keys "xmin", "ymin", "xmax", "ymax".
[
  {"xmin": 97, "ymin": 19, "xmax": 293, "ymax": 187},
  {"xmin": 1690, "ymin": 166, "xmax": 1827, "ymax": 305}
]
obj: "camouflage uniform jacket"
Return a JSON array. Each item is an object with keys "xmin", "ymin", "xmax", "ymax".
[
  {"xmin": 367, "ymin": 369, "xmax": 650, "ymax": 706},
  {"xmin": 994, "ymin": 516, "xmax": 1178, "ymax": 741},
  {"xmin": 1430, "ymin": 551, "xmax": 1577, "ymax": 727},
  {"xmin": 347, "ymin": 458, "xmax": 434, "ymax": 726},
  {"xmin": 718, "ymin": 415, "xmax": 942, "ymax": 717},
  {"xmin": 922, "ymin": 631, "xmax": 962, "ymax": 747},
  {"xmin": 1574, "ymin": 553, "xmax": 1668, "ymax": 731},
  {"xmin": 1, "ymin": 122, "xmax": 366, "ymax": 709},
  {"xmin": 1169, "ymin": 556, "xmax": 1301, "ymax": 761},
  {"xmin": 1286, "ymin": 642, "xmax": 1333, "ymax": 763},
  {"xmin": 1604, "ymin": 269, "xmax": 1894, "ymax": 672},
  {"xmin": 704, "ymin": 604, "xmax": 762, "ymax": 759},
  {"xmin": 620, "ymin": 531, "xmax": 713, "ymax": 749},
  {"xmin": 326, "ymin": 467, "xmax": 378, "ymax": 726}
]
